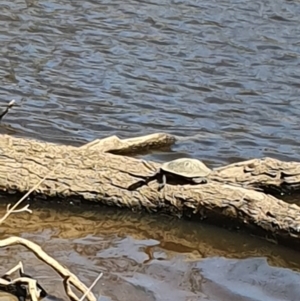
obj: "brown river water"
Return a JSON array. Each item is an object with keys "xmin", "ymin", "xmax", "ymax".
[{"xmin": 1, "ymin": 0, "xmax": 300, "ymax": 300}]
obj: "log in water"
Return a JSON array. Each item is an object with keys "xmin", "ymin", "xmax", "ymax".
[{"xmin": 1, "ymin": 133, "xmax": 300, "ymax": 249}]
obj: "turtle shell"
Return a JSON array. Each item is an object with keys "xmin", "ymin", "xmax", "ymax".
[{"xmin": 160, "ymin": 158, "xmax": 211, "ymax": 178}]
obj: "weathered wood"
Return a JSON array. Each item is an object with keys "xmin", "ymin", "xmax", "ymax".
[
  {"xmin": 211, "ymin": 158, "xmax": 300, "ymax": 193},
  {"xmin": 1, "ymin": 134, "xmax": 300, "ymax": 248},
  {"xmin": 79, "ymin": 132, "xmax": 176, "ymax": 154}
]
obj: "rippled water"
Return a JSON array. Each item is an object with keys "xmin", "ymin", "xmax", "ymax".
[
  {"xmin": 1, "ymin": 0, "xmax": 300, "ymax": 300},
  {"xmin": 1, "ymin": 0, "xmax": 300, "ymax": 166}
]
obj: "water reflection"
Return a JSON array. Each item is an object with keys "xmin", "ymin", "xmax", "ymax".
[{"xmin": 1, "ymin": 204, "xmax": 300, "ymax": 300}]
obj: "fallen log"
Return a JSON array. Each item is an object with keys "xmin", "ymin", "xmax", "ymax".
[
  {"xmin": 211, "ymin": 158, "xmax": 300, "ymax": 194},
  {"xmin": 1, "ymin": 133, "xmax": 300, "ymax": 249}
]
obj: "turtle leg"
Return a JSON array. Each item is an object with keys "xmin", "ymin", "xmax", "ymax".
[
  {"xmin": 128, "ymin": 179, "xmax": 147, "ymax": 191},
  {"xmin": 128, "ymin": 173, "xmax": 157, "ymax": 191}
]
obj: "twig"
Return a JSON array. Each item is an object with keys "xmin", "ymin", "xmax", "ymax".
[
  {"xmin": 64, "ymin": 272, "xmax": 103, "ymax": 301},
  {"xmin": 78, "ymin": 273, "xmax": 102, "ymax": 301},
  {"xmin": 9, "ymin": 277, "xmax": 39, "ymax": 301},
  {"xmin": 1, "ymin": 261, "xmax": 49, "ymax": 301},
  {"xmin": 0, "ymin": 237, "xmax": 97, "ymax": 301},
  {"xmin": 63, "ymin": 277, "xmax": 81, "ymax": 301},
  {"xmin": 0, "ymin": 164, "xmax": 60, "ymax": 225},
  {"xmin": 2, "ymin": 261, "xmax": 24, "ymax": 277},
  {"xmin": 0, "ymin": 99, "xmax": 15, "ymax": 121},
  {"xmin": 6, "ymin": 204, "xmax": 32, "ymax": 214}
]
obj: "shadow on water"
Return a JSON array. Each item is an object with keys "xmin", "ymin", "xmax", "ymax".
[{"xmin": 1, "ymin": 202, "xmax": 300, "ymax": 301}]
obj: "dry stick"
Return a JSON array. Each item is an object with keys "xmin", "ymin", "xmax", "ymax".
[
  {"xmin": 3, "ymin": 261, "xmax": 24, "ymax": 277},
  {"xmin": 0, "ymin": 162, "xmax": 98, "ymax": 301},
  {"xmin": 0, "ymin": 236, "xmax": 97, "ymax": 301},
  {"xmin": 0, "ymin": 105, "xmax": 61, "ymax": 225},
  {"xmin": 78, "ymin": 273, "xmax": 103, "ymax": 301},
  {"xmin": 1, "ymin": 261, "xmax": 45, "ymax": 301},
  {"xmin": 63, "ymin": 272, "xmax": 103, "ymax": 301},
  {"xmin": 0, "ymin": 99, "xmax": 15, "ymax": 121},
  {"xmin": 9, "ymin": 277, "xmax": 39, "ymax": 301},
  {"xmin": 0, "ymin": 138, "xmax": 100, "ymax": 301},
  {"xmin": 0, "ymin": 164, "xmax": 61, "ymax": 225},
  {"xmin": 64, "ymin": 277, "xmax": 81, "ymax": 301},
  {"xmin": 0, "ymin": 275, "xmax": 40, "ymax": 301}
]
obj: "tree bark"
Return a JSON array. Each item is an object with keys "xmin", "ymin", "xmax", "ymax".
[{"xmin": 1, "ymin": 134, "xmax": 300, "ymax": 249}]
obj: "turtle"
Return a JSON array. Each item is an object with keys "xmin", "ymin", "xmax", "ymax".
[{"xmin": 128, "ymin": 158, "xmax": 212, "ymax": 191}]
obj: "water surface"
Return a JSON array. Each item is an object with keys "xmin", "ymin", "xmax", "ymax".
[
  {"xmin": 1, "ymin": 204, "xmax": 300, "ymax": 301},
  {"xmin": 1, "ymin": 0, "xmax": 300, "ymax": 166}
]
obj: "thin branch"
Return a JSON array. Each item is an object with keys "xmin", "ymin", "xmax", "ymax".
[
  {"xmin": 2, "ymin": 262, "xmax": 24, "ymax": 278},
  {"xmin": 6, "ymin": 204, "xmax": 32, "ymax": 214},
  {"xmin": 64, "ymin": 272, "xmax": 103, "ymax": 301},
  {"xmin": 9, "ymin": 277, "xmax": 39, "ymax": 301},
  {"xmin": 0, "ymin": 99, "xmax": 15, "ymax": 121},
  {"xmin": 0, "ymin": 237, "xmax": 97, "ymax": 301},
  {"xmin": 0, "ymin": 164, "xmax": 61, "ymax": 225},
  {"xmin": 63, "ymin": 277, "xmax": 81, "ymax": 301},
  {"xmin": 78, "ymin": 273, "xmax": 102, "ymax": 301}
]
